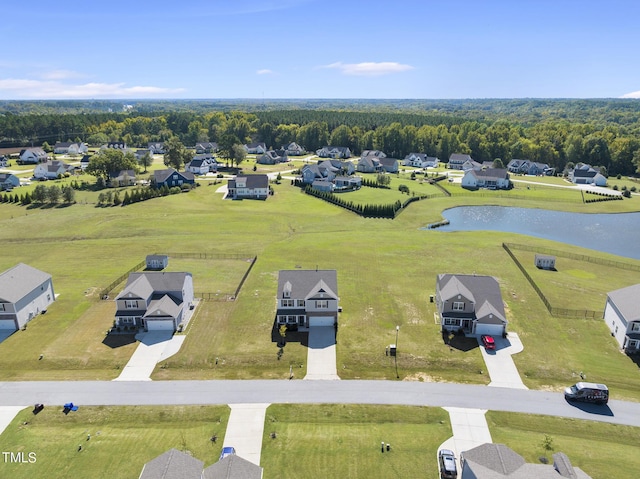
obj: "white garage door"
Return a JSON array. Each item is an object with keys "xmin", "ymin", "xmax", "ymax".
[
  {"xmin": 474, "ymin": 323, "xmax": 504, "ymax": 337},
  {"xmin": 309, "ymin": 316, "xmax": 335, "ymax": 327},
  {"xmin": 0, "ymin": 320, "xmax": 16, "ymax": 330},
  {"xmin": 146, "ymin": 320, "xmax": 175, "ymax": 331}
]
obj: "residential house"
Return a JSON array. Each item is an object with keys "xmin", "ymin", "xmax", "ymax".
[
  {"xmin": 33, "ymin": 160, "xmax": 71, "ymax": 180},
  {"xmin": 356, "ymin": 156, "xmax": 382, "ymax": 173},
  {"xmin": 80, "ymin": 155, "xmax": 91, "ymax": 171},
  {"xmin": 436, "ymin": 273, "xmax": 507, "ymax": 337},
  {"xmin": 318, "ymin": 159, "xmax": 355, "ymax": 175},
  {"xmin": 152, "ymin": 168, "xmax": 195, "ymax": 188},
  {"xmin": 227, "ymin": 174, "xmax": 269, "ymax": 200},
  {"xmin": 534, "ymin": 254, "xmax": 556, "ymax": 270},
  {"xmin": 202, "ymin": 455, "xmax": 264, "ymax": 479},
  {"xmin": 53, "ymin": 142, "xmax": 88, "ymax": 155},
  {"xmin": 0, "ymin": 155, "xmax": 8, "ymax": 167},
  {"xmin": 139, "ymin": 449, "xmax": 203, "ymax": 479},
  {"xmin": 507, "ymin": 159, "xmax": 551, "ymax": 176},
  {"xmin": 568, "ymin": 164, "xmax": 607, "ymax": 186},
  {"xmin": 0, "ymin": 263, "xmax": 55, "ymax": 331},
  {"xmin": 104, "ymin": 141, "xmax": 127, "ymax": 150},
  {"xmin": 195, "ymin": 142, "xmax": 218, "ymax": 154},
  {"xmin": 114, "ymin": 271, "xmax": 194, "ymax": 332},
  {"xmin": 461, "ymin": 168, "xmax": 511, "ymax": 189},
  {"xmin": 258, "ymin": 149, "xmax": 288, "ymax": 165},
  {"xmin": 276, "ymin": 269, "xmax": 339, "ymax": 329},
  {"xmin": 244, "ymin": 142, "xmax": 267, "ymax": 155},
  {"xmin": 403, "ymin": 153, "xmax": 439, "ymax": 168},
  {"xmin": 134, "ymin": 149, "xmax": 152, "ymax": 161},
  {"xmin": 461, "ymin": 443, "xmax": 593, "ymax": 479},
  {"xmin": 0, "ymin": 173, "xmax": 20, "ymax": 191},
  {"xmin": 334, "ymin": 176, "xmax": 362, "ymax": 189},
  {"xmin": 19, "ymin": 148, "xmax": 48, "ymax": 164},
  {"xmin": 148, "ymin": 142, "xmax": 165, "ymax": 154},
  {"xmin": 311, "ymin": 180, "xmax": 334, "ymax": 192},
  {"xmin": 186, "ymin": 155, "xmax": 218, "ymax": 174},
  {"xmin": 109, "ymin": 169, "xmax": 137, "ymax": 187},
  {"xmin": 604, "ymin": 283, "xmax": 640, "ymax": 353},
  {"xmin": 448, "ymin": 153, "xmax": 473, "ymax": 170},
  {"xmin": 379, "ymin": 157, "xmax": 399, "ymax": 173},
  {"xmin": 146, "ymin": 255, "xmax": 169, "ymax": 270},
  {"xmin": 316, "ymin": 146, "xmax": 351, "ymax": 159},
  {"xmin": 361, "ymin": 150, "xmax": 386, "ymax": 159},
  {"xmin": 283, "ymin": 142, "xmax": 305, "ymax": 156},
  {"xmin": 300, "ymin": 163, "xmax": 337, "ymax": 185}
]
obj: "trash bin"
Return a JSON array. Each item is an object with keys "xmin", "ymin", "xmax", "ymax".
[{"xmin": 389, "ymin": 344, "xmax": 396, "ymax": 357}]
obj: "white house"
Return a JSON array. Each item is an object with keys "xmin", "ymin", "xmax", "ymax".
[
  {"xmin": 34, "ymin": 160, "xmax": 71, "ymax": 180},
  {"xmin": 604, "ymin": 283, "xmax": 640, "ymax": 353},
  {"xmin": 569, "ymin": 164, "xmax": 607, "ymax": 186},
  {"xmin": 403, "ymin": 153, "xmax": 439, "ymax": 168},
  {"xmin": 227, "ymin": 174, "xmax": 269, "ymax": 200},
  {"xmin": 19, "ymin": 148, "xmax": 48, "ymax": 164},
  {"xmin": 186, "ymin": 155, "xmax": 218, "ymax": 174},
  {"xmin": 0, "ymin": 263, "xmax": 55, "ymax": 331},
  {"xmin": 276, "ymin": 269, "xmax": 339, "ymax": 329},
  {"xmin": 244, "ymin": 142, "xmax": 267, "ymax": 155},
  {"xmin": 53, "ymin": 142, "xmax": 88, "ymax": 155},
  {"xmin": 461, "ymin": 168, "xmax": 511, "ymax": 189}
]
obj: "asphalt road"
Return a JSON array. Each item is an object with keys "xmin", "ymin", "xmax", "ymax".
[{"xmin": 1, "ymin": 380, "xmax": 639, "ymax": 428}]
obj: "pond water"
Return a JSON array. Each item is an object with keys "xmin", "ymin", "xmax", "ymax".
[{"xmin": 427, "ymin": 206, "xmax": 640, "ymax": 260}]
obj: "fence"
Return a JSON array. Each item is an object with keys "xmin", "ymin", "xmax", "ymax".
[
  {"xmin": 502, "ymin": 243, "xmax": 604, "ymax": 319},
  {"xmin": 100, "ymin": 259, "xmax": 146, "ymax": 299}
]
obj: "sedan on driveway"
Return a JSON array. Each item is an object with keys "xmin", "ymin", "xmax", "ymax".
[{"xmin": 481, "ymin": 335, "xmax": 496, "ymax": 350}]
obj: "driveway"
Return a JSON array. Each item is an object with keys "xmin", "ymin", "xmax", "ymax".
[
  {"xmin": 0, "ymin": 329, "xmax": 15, "ymax": 345},
  {"xmin": 478, "ymin": 332, "xmax": 527, "ymax": 389},
  {"xmin": 0, "ymin": 406, "xmax": 26, "ymax": 436},
  {"xmin": 113, "ymin": 332, "xmax": 185, "ymax": 381},
  {"xmin": 438, "ymin": 407, "xmax": 492, "ymax": 475},
  {"xmin": 304, "ymin": 326, "xmax": 339, "ymax": 380},
  {"xmin": 223, "ymin": 404, "xmax": 269, "ymax": 466}
]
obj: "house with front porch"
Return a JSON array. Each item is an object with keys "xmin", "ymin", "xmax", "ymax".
[
  {"xmin": 448, "ymin": 153, "xmax": 473, "ymax": 170},
  {"xmin": 186, "ymin": 155, "xmax": 218, "ymax": 174},
  {"xmin": 227, "ymin": 174, "xmax": 269, "ymax": 199},
  {"xmin": 604, "ymin": 283, "xmax": 640, "ymax": 353},
  {"xmin": 436, "ymin": 273, "xmax": 507, "ymax": 337},
  {"xmin": 356, "ymin": 156, "xmax": 382, "ymax": 173},
  {"xmin": 300, "ymin": 163, "xmax": 337, "ymax": 185},
  {"xmin": 114, "ymin": 271, "xmax": 194, "ymax": 332},
  {"xmin": 276, "ymin": 269, "xmax": 339, "ymax": 329},
  {"xmin": 283, "ymin": 142, "xmax": 305, "ymax": 156},
  {"xmin": 403, "ymin": 153, "xmax": 439, "ymax": 168},
  {"xmin": 461, "ymin": 168, "xmax": 511, "ymax": 189}
]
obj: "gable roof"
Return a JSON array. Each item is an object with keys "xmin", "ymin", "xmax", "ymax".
[
  {"xmin": 115, "ymin": 272, "xmax": 191, "ymax": 301},
  {"xmin": 228, "ymin": 174, "xmax": 269, "ymax": 189},
  {"xmin": 202, "ymin": 455, "xmax": 263, "ymax": 479},
  {"xmin": 437, "ymin": 274, "xmax": 506, "ymax": 324},
  {"xmin": 467, "ymin": 168, "xmax": 509, "ymax": 180},
  {"xmin": 153, "ymin": 168, "xmax": 195, "ymax": 183},
  {"xmin": 607, "ymin": 283, "xmax": 640, "ymax": 323},
  {"xmin": 277, "ymin": 270, "xmax": 338, "ymax": 300},
  {"xmin": 0, "ymin": 263, "xmax": 52, "ymax": 303},
  {"xmin": 139, "ymin": 448, "xmax": 204, "ymax": 479},
  {"xmin": 449, "ymin": 153, "xmax": 472, "ymax": 163},
  {"xmin": 361, "ymin": 149, "xmax": 386, "ymax": 158}
]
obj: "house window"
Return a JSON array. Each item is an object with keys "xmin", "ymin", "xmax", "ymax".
[
  {"xmin": 316, "ymin": 300, "xmax": 329, "ymax": 309},
  {"xmin": 0, "ymin": 303, "xmax": 5, "ymax": 311},
  {"xmin": 277, "ymin": 316, "xmax": 286, "ymax": 324},
  {"xmin": 631, "ymin": 323, "xmax": 640, "ymax": 332},
  {"xmin": 296, "ymin": 300, "xmax": 305, "ymax": 307},
  {"xmin": 298, "ymin": 315, "xmax": 305, "ymax": 325},
  {"xmin": 47, "ymin": 294, "xmax": 51, "ymax": 301},
  {"xmin": 125, "ymin": 300, "xmax": 138, "ymax": 309},
  {"xmin": 287, "ymin": 316, "xmax": 297, "ymax": 324},
  {"xmin": 444, "ymin": 318, "xmax": 460, "ymax": 326},
  {"xmin": 281, "ymin": 299, "xmax": 294, "ymax": 308},
  {"xmin": 453, "ymin": 302, "xmax": 465, "ymax": 311}
]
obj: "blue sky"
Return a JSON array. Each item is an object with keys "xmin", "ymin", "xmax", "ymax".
[{"xmin": 1, "ymin": 0, "xmax": 639, "ymax": 99}]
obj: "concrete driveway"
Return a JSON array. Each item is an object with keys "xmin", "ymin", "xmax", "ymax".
[
  {"xmin": 478, "ymin": 332, "xmax": 527, "ymax": 389},
  {"xmin": 304, "ymin": 326, "xmax": 339, "ymax": 380},
  {"xmin": 0, "ymin": 406, "xmax": 27, "ymax": 436},
  {"xmin": 223, "ymin": 403, "xmax": 269, "ymax": 466},
  {"xmin": 439, "ymin": 407, "xmax": 493, "ymax": 475},
  {"xmin": 113, "ymin": 332, "xmax": 185, "ymax": 381}
]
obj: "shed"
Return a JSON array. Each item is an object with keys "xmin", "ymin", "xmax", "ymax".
[
  {"xmin": 146, "ymin": 255, "xmax": 169, "ymax": 270},
  {"xmin": 534, "ymin": 254, "xmax": 556, "ymax": 270}
]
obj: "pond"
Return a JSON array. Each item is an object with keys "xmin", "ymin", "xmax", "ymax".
[{"xmin": 427, "ymin": 206, "xmax": 640, "ymax": 260}]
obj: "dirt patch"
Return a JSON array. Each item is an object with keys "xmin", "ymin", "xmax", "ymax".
[{"xmin": 403, "ymin": 372, "xmax": 443, "ymax": 382}]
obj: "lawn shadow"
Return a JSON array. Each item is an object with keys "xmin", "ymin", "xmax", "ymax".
[
  {"xmin": 101, "ymin": 333, "xmax": 137, "ymax": 349},
  {"xmin": 627, "ymin": 352, "xmax": 640, "ymax": 369},
  {"xmin": 442, "ymin": 330, "xmax": 478, "ymax": 352},
  {"xmin": 565, "ymin": 399, "xmax": 614, "ymax": 416},
  {"xmin": 271, "ymin": 318, "xmax": 308, "ymax": 347}
]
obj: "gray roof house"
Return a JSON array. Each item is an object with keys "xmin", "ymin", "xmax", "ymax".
[
  {"xmin": 138, "ymin": 449, "xmax": 204, "ymax": 479},
  {"xmin": 436, "ymin": 274, "xmax": 507, "ymax": 337},
  {"xmin": 244, "ymin": 142, "xmax": 267, "ymax": 155},
  {"xmin": 461, "ymin": 168, "xmax": 511, "ymax": 190},
  {"xmin": 202, "ymin": 454, "xmax": 264, "ymax": 479},
  {"xmin": 227, "ymin": 174, "xmax": 269, "ymax": 200},
  {"xmin": 195, "ymin": 142, "xmax": 218, "ymax": 154},
  {"xmin": 114, "ymin": 271, "xmax": 194, "ymax": 332},
  {"xmin": 0, "ymin": 172, "xmax": 20, "ymax": 191},
  {"xmin": 0, "ymin": 263, "xmax": 55, "ymax": 331},
  {"xmin": 153, "ymin": 168, "xmax": 195, "ymax": 188},
  {"xmin": 276, "ymin": 269, "xmax": 339, "ymax": 329},
  {"xmin": 507, "ymin": 159, "xmax": 551, "ymax": 176},
  {"xmin": 33, "ymin": 160, "xmax": 72, "ymax": 180},
  {"xmin": 109, "ymin": 169, "xmax": 137, "ymax": 187},
  {"xmin": 361, "ymin": 150, "xmax": 387, "ymax": 159},
  {"xmin": 461, "ymin": 443, "xmax": 593, "ymax": 479},
  {"xmin": 283, "ymin": 142, "xmax": 305, "ymax": 156},
  {"xmin": 316, "ymin": 146, "xmax": 351, "ymax": 159},
  {"xmin": 568, "ymin": 164, "xmax": 607, "ymax": 186},
  {"xmin": 356, "ymin": 156, "xmax": 382, "ymax": 173},
  {"xmin": 379, "ymin": 157, "xmax": 399, "ymax": 173},
  {"xmin": 257, "ymin": 149, "xmax": 287, "ymax": 165},
  {"xmin": 19, "ymin": 148, "xmax": 48, "ymax": 164},
  {"xmin": 604, "ymin": 283, "xmax": 640, "ymax": 353},
  {"xmin": 148, "ymin": 142, "xmax": 165, "ymax": 154},
  {"xmin": 448, "ymin": 153, "xmax": 472, "ymax": 169},
  {"xmin": 403, "ymin": 153, "xmax": 439, "ymax": 168}
]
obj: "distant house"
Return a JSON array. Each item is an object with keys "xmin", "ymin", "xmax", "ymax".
[
  {"xmin": 300, "ymin": 163, "xmax": 337, "ymax": 185},
  {"xmin": 0, "ymin": 173, "xmax": 20, "ymax": 191},
  {"xmin": 507, "ymin": 159, "xmax": 551, "ymax": 176},
  {"xmin": 80, "ymin": 155, "xmax": 91, "ymax": 170},
  {"xmin": 461, "ymin": 168, "xmax": 511, "ymax": 189},
  {"xmin": 361, "ymin": 150, "xmax": 386, "ymax": 159},
  {"xmin": 0, "ymin": 263, "xmax": 55, "ymax": 331},
  {"xmin": 283, "ymin": 142, "xmax": 305, "ymax": 156},
  {"xmin": 195, "ymin": 142, "xmax": 218, "ymax": 154},
  {"xmin": 319, "ymin": 159, "xmax": 355, "ymax": 175},
  {"xmin": 148, "ymin": 142, "xmax": 165, "ymax": 154},
  {"xmin": 461, "ymin": 443, "xmax": 593, "ymax": 479},
  {"xmin": 436, "ymin": 273, "xmax": 507, "ymax": 337},
  {"xmin": 227, "ymin": 174, "xmax": 269, "ymax": 200},
  {"xmin": 53, "ymin": 142, "xmax": 88, "ymax": 155},
  {"xmin": 604, "ymin": 283, "xmax": 640, "ymax": 353},
  {"xmin": 109, "ymin": 169, "xmax": 137, "ymax": 187},
  {"xmin": 186, "ymin": 155, "xmax": 218, "ymax": 174},
  {"xmin": 403, "ymin": 153, "xmax": 439, "ymax": 168},
  {"xmin": 334, "ymin": 176, "xmax": 362, "ymax": 189},
  {"xmin": 134, "ymin": 149, "xmax": 152, "ymax": 160},
  {"xmin": 311, "ymin": 180, "xmax": 334, "ymax": 192},
  {"xmin": 19, "ymin": 148, "xmax": 48, "ymax": 164},
  {"xmin": 379, "ymin": 157, "xmax": 399, "ymax": 173},
  {"xmin": 258, "ymin": 149, "xmax": 288, "ymax": 165},
  {"xmin": 244, "ymin": 142, "xmax": 267, "ymax": 155},
  {"xmin": 448, "ymin": 153, "xmax": 472, "ymax": 170},
  {"xmin": 356, "ymin": 156, "xmax": 382, "ymax": 173},
  {"xmin": 535, "ymin": 254, "xmax": 556, "ymax": 270},
  {"xmin": 146, "ymin": 255, "xmax": 169, "ymax": 270},
  {"xmin": 33, "ymin": 160, "xmax": 71, "ymax": 180},
  {"xmin": 0, "ymin": 155, "xmax": 8, "ymax": 167},
  {"xmin": 316, "ymin": 146, "xmax": 351, "ymax": 159},
  {"xmin": 276, "ymin": 269, "xmax": 339, "ymax": 329},
  {"xmin": 568, "ymin": 164, "xmax": 607, "ymax": 186},
  {"xmin": 153, "ymin": 168, "xmax": 195, "ymax": 188},
  {"xmin": 114, "ymin": 271, "xmax": 194, "ymax": 332},
  {"xmin": 139, "ymin": 449, "xmax": 203, "ymax": 479},
  {"xmin": 104, "ymin": 141, "xmax": 127, "ymax": 150}
]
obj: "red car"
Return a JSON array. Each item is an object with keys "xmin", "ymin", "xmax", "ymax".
[{"xmin": 481, "ymin": 335, "xmax": 496, "ymax": 350}]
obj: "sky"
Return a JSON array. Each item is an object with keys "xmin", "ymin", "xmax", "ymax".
[{"xmin": 1, "ymin": 0, "xmax": 640, "ymax": 100}]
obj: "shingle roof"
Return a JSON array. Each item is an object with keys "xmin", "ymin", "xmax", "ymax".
[
  {"xmin": 154, "ymin": 168, "xmax": 195, "ymax": 183},
  {"xmin": 0, "ymin": 263, "xmax": 52, "ymax": 303},
  {"xmin": 229, "ymin": 175, "xmax": 269, "ymax": 189},
  {"xmin": 607, "ymin": 283, "xmax": 640, "ymax": 323},
  {"xmin": 139, "ymin": 449, "xmax": 203, "ymax": 479},
  {"xmin": 115, "ymin": 272, "xmax": 190, "ymax": 301},
  {"xmin": 469, "ymin": 168, "xmax": 509, "ymax": 180},
  {"xmin": 437, "ymin": 274, "xmax": 506, "ymax": 324},
  {"xmin": 277, "ymin": 270, "xmax": 338, "ymax": 300},
  {"xmin": 202, "ymin": 455, "xmax": 263, "ymax": 479}
]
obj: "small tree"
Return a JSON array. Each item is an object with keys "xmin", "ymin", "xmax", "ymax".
[
  {"xmin": 376, "ymin": 173, "xmax": 391, "ymax": 186},
  {"xmin": 62, "ymin": 185, "xmax": 75, "ymax": 204},
  {"xmin": 278, "ymin": 324, "xmax": 287, "ymax": 347}
]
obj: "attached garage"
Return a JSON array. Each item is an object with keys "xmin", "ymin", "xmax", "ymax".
[
  {"xmin": 0, "ymin": 319, "xmax": 17, "ymax": 330},
  {"xmin": 308, "ymin": 316, "xmax": 335, "ymax": 327},
  {"xmin": 474, "ymin": 322, "xmax": 505, "ymax": 337},
  {"xmin": 146, "ymin": 319, "xmax": 175, "ymax": 332}
]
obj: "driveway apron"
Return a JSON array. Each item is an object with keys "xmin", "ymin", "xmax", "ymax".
[
  {"xmin": 223, "ymin": 403, "xmax": 270, "ymax": 466},
  {"xmin": 479, "ymin": 332, "xmax": 527, "ymax": 389},
  {"xmin": 113, "ymin": 332, "xmax": 184, "ymax": 381},
  {"xmin": 0, "ymin": 406, "xmax": 27, "ymax": 436},
  {"xmin": 439, "ymin": 407, "xmax": 493, "ymax": 475},
  {"xmin": 304, "ymin": 326, "xmax": 339, "ymax": 380}
]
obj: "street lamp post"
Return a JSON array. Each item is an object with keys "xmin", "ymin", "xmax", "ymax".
[{"xmin": 395, "ymin": 325, "xmax": 400, "ymax": 379}]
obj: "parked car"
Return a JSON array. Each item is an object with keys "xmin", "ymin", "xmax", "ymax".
[
  {"xmin": 438, "ymin": 449, "xmax": 457, "ymax": 479},
  {"xmin": 564, "ymin": 382, "xmax": 609, "ymax": 405},
  {"xmin": 481, "ymin": 335, "xmax": 495, "ymax": 350},
  {"xmin": 219, "ymin": 446, "xmax": 236, "ymax": 461}
]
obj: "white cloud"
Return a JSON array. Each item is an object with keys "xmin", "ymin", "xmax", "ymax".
[
  {"xmin": 322, "ymin": 61, "xmax": 414, "ymax": 76},
  {"xmin": 621, "ymin": 90, "xmax": 640, "ymax": 99},
  {"xmin": 0, "ymin": 78, "xmax": 185, "ymax": 99},
  {"xmin": 257, "ymin": 69, "xmax": 274, "ymax": 75},
  {"xmin": 39, "ymin": 69, "xmax": 86, "ymax": 80}
]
